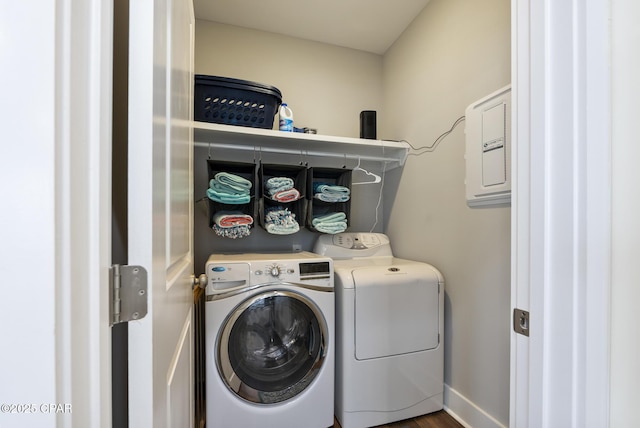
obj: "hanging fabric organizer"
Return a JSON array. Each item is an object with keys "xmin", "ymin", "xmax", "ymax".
[
  {"xmin": 307, "ymin": 167, "xmax": 352, "ymax": 234},
  {"xmin": 195, "ymin": 121, "xmax": 410, "ymax": 236},
  {"xmin": 259, "ymin": 163, "xmax": 308, "ymax": 235},
  {"xmin": 206, "ymin": 159, "xmax": 257, "ymax": 239}
]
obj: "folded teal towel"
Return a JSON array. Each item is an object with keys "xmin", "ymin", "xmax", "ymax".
[
  {"xmin": 312, "ymin": 212, "xmax": 347, "ymax": 234},
  {"xmin": 313, "ymin": 182, "xmax": 350, "ymax": 195},
  {"xmin": 207, "ymin": 173, "xmax": 251, "ymax": 204},
  {"xmin": 206, "ymin": 187, "xmax": 251, "ymax": 204},
  {"xmin": 215, "ymin": 172, "xmax": 252, "ymax": 192},
  {"xmin": 314, "ymin": 193, "xmax": 350, "ymax": 202},
  {"xmin": 265, "ymin": 222, "xmax": 300, "ymax": 235},
  {"xmin": 312, "ymin": 212, "xmax": 346, "ymax": 224},
  {"xmin": 313, "ymin": 182, "xmax": 350, "ymax": 202},
  {"xmin": 313, "ymin": 221, "xmax": 347, "ymax": 234},
  {"xmin": 266, "ymin": 177, "xmax": 294, "ymax": 195},
  {"xmin": 209, "ymin": 179, "xmax": 247, "ymax": 196}
]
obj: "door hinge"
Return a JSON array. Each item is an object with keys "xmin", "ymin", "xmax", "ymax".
[
  {"xmin": 513, "ymin": 308, "xmax": 529, "ymax": 337},
  {"xmin": 191, "ymin": 273, "xmax": 207, "ymax": 289},
  {"xmin": 110, "ymin": 264, "xmax": 148, "ymax": 327}
]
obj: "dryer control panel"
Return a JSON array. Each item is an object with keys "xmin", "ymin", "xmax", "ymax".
[{"xmin": 314, "ymin": 233, "xmax": 394, "ymax": 259}]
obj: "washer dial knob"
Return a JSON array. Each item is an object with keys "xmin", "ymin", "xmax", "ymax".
[{"xmin": 268, "ymin": 264, "xmax": 283, "ymax": 278}]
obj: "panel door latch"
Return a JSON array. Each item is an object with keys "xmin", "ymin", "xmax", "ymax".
[
  {"xmin": 513, "ymin": 308, "xmax": 529, "ymax": 337},
  {"xmin": 110, "ymin": 264, "xmax": 148, "ymax": 326}
]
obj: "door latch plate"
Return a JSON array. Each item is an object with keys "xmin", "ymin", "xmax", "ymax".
[{"xmin": 513, "ymin": 308, "xmax": 529, "ymax": 337}]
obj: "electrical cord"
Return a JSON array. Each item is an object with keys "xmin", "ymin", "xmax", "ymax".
[
  {"xmin": 390, "ymin": 115, "xmax": 466, "ymax": 156},
  {"xmin": 367, "ymin": 116, "xmax": 465, "ymax": 231}
]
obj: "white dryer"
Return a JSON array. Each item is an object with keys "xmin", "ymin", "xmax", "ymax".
[
  {"xmin": 314, "ymin": 233, "xmax": 444, "ymax": 428},
  {"xmin": 205, "ymin": 252, "xmax": 334, "ymax": 428}
]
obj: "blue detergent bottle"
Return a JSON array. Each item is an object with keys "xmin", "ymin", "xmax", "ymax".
[{"xmin": 279, "ymin": 103, "xmax": 293, "ymax": 132}]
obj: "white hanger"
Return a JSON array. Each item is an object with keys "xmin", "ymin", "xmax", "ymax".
[{"xmin": 351, "ymin": 157, "xmax": 382, "ymax": 185}]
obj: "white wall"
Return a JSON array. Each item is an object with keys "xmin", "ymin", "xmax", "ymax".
[
  {"xmin": 382, "ymin": 0, "xmax": 511, "ymax": 426},
  {"xmin": 1, "ymin": 1, "xmax": 113, "ymax": 427},
  {"xmin": 611, "ymin": 0, "xmax": 640, "ymax": 425},
  {"xmin": 1, "ymin": 4, "xmax": 58, "ymax": 426}
]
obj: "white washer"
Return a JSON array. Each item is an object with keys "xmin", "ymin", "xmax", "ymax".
[
  {"xmin": 314, "ymin": 233, "xmax": 444, "ymax": 428},
  {"xmin": 205, "ymin": 252, "xmax": 334, "ymax": 428}
]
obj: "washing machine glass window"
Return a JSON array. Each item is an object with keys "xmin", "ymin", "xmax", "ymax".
[{"xmin": 217, "ymin": 289, "xmax": 328, "ymax": 404}]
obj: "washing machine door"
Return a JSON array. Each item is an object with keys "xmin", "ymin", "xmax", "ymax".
[{"xmin": 217, "ymin": 289, "xmax": 328, "ymax": 404}]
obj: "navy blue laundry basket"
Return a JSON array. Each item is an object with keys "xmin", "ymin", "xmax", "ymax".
[{"xmin": 194, "ymin": 75, "xmax": 282, "ymax": 129}]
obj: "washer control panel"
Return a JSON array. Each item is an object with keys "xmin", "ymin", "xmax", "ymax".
[
  {"xmin": 205, "ymin": 253, "xmax": 333, "ymax": 296},
  {"xmin": 313, "ymin": 233, "xmax": 394, "ymax": 259}
]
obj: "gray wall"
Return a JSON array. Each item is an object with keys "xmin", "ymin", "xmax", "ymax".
[
  {"xmin": 381, "ymin": 0, "xmax": 511, "ymax": 425},
  {"xmin": 611, "ymin": 0, "xmax": 640, "ymax": 424},
  {"xmin": 194, "ymin": 2, "xmax": 511, "ymax": 424},
  {"xmin": 195, "ymin": 21, "xmax": 383, "ymax": 137}
]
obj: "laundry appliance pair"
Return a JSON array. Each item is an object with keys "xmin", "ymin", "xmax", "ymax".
[{"xmin": 204, "ymin": 233, "xmax": 443, "ymax": 428}]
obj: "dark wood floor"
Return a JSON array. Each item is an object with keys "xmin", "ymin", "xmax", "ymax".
[{"xmin": 333, "ymin": 410, "xmax": 464, "ymax": 428}]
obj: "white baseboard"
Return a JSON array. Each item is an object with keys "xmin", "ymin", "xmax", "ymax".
[{"xmin": 443, "ymin": 384, "xmax": 507, "ymax": 428}]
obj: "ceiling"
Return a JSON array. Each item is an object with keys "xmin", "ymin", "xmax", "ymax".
[{"xmin": 192, "ymin": 0, "xmax": 430, "ymax": 55}]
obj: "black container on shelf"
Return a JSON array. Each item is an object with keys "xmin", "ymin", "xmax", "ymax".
[
  {"xmin": 206, "ymin": 160, "xmax": 257, "ymax": 228},
  {"xmin": 194, "ymin": 75, "xmax": 282, "ymax": 129},
  {"xmin": 258, "ymin": 164, "xmax": 308, "ymax": 232},
  {"xmin": 307, "ymin": 167, "xmax": 352, "ymax": 233},
  {"xmin": 360, "ymin": 110, "xmax": 377, "ymax": 139}
]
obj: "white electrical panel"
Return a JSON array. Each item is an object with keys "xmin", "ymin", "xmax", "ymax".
[{"xmin": 464, "ymin": 85, "xmax": 511, "ymax": 207}]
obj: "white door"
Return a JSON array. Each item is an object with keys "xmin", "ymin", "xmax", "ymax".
[
  {"xmin": 511, "ymin": 0, "xmax": 611, "ymax": 426},
  {"xmin": 127, "ymin": 0, "xmax": 195, "ymax": 427}
]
